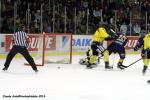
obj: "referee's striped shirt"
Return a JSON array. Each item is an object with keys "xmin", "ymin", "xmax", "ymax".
[{"xmin": 13, "ymin": 31, "xmax": 29, "ymax": 47}]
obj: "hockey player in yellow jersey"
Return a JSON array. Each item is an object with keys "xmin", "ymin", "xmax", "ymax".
[
  {"xmin": 134, "ymin": 32, "xmax": 150, "ymax": 74},
  {"xmin": 86, "ymin": 24, "xmax": 117, "ymax": 69}
]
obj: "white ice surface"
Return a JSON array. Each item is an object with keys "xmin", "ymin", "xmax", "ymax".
[{"xmin": 0, "ymin": 54, "xmax": 150, "ymax": 100}]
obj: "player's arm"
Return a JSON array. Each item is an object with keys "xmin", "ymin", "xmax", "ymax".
[
  {"xmin": 12, "ymin": 37, "xmax": 14, "ymax": 44},
  {"xmin": 25, "ymin": 32, "xmax": 30, "ymax": 44},
  {"xmin": 104, "ymin": 36, "xmax": 114, "ymax": 41},
  {"xmin": 123, "ymin": 37, "xmax": 128, "ymax": 46},
  {"xmin": 134, "ymin": 36, "xmax": 144, "ymax": 51},
  {"xmin": 26, "ymin": 37, "xmax": 30, "ymax": 44},
  {"xmin": 12, "ymin": 33, "xmax": 16, "ymax": 44},
  {"xmin": 105, "ymin": 34, "xmax": 118, "ymax": 41},
  {"xmin": 105, "ymin": 29, "xmax": 118, "ymax": 41}
]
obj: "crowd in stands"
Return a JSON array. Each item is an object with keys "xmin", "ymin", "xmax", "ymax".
[{"xmin": 0, "ymin": 0, "xmax": 150, "ymax": 35}]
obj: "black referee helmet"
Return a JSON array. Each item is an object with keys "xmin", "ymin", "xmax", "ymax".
[{"xmin": 18, "ymin": 24, "xmax": 26, "ymax": 31}]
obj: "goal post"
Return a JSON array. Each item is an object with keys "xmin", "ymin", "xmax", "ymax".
[{"xmin": 25, "ymin": 32, "xmax": 72, "ymax": 66}]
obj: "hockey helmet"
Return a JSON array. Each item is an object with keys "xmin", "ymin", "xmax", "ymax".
[{"xmin": 18, "ymin": 24, "xmax": 26, "ymax": 31}]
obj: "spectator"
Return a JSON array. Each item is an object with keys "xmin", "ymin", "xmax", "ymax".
[
  {"xmin": 1, "ymin": 0, "xmax": 150, "ymax": 35},
  {"xmin": 43, "ymin": 22, "xmax": 51, "ymax": 33},
  {"xmin": 120, "ymin": 22, "xmax": 127, "ymax": 34},
  {"xmin": 133, "ymin": 23, "xmax": 141, "ymax": 35},
  {"xmin": 93, "ymin": 7, "xmax": 101, "ymax": 25}
]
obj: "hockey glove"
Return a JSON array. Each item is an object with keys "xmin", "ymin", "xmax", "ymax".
[
  {"xmin": 141, "ymin": 50, "xmax": 147, "ymax": 58},
  {"xmin": 134, "ymin": 46, "xmax": 139, "ymax": 51},
  {"xmin": 145, "ymin": 48, "xmax": 150, "ymax": 51}
]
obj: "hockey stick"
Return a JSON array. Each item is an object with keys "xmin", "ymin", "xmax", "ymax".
[{"xmin": 124, "ymin": 58, "xmax": 142, "ymax": 68}]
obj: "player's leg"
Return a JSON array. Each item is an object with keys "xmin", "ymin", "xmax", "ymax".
[
  {"xmin": 79, "ymin": 48, "xmax": 91, "ymax": 65},
  {"xmin": 20, "ymin": 47, "xmax": 38, "ymax": 72},
  {"xmin": 103, "ymin": 50, "xmax": 113, "ymax": 69},
  {"xmin": 86, "ymin": 42, "xmax": 99, "ymax": 68},
  {"xmin": 142, "ymin": 50, "xmax": 150, "ymax": 74},
  {"xmin": 87, "ymin": 52, "xmax": 97, "ymax": 68},
  {"xmin": 103, "ymin": 44, "xmax": 113, "ymax": 69},
  {"xmin": 86, "ymin": 48, "xmax": 91, "ymax": 61},
  {"xmin": 117, "ymin": 53, "xmax": 126, "ymax": 69},
  {"xmin": 116, "ymin": 45, "xmax": 126, "ymax": 69},
  {"xmin": 3, "ymin": 46, "xmax": 18, "ymax": 71},
  {"xmin": 142, "ymin": 50, "xmax": 147, "ymax": 74}
]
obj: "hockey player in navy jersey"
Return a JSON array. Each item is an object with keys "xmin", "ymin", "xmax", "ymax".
[{"xmin": 104, "ymin": 32, "xmax": 128, "ymax": 69}]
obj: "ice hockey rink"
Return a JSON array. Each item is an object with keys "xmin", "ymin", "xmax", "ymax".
[{"xmin": 0, "ymin": 54, "xmax": 150, "ymax": 100}]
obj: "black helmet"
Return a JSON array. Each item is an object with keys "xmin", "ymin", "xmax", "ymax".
[
  {"xmin": 18, "ymin": 24, "xmax": 26, "ymax": 31},
  {"xmin": 104, "ymin": 24, "xmax": 116, "ymax": 36}
]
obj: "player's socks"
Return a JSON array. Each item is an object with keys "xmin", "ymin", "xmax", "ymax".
[{"xmin": 142, "ymin": 66, "xmax": 147, "ymax": 75}]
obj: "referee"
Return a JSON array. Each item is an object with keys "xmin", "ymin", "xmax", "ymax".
[{"xmin": 2, "ymin": 25, "xmax": 38, "ymax": 72}]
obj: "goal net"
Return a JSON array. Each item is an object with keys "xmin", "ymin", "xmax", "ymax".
[{"xmin": 25, "ymin": 32, "xmax": 72, "ymax": 66}]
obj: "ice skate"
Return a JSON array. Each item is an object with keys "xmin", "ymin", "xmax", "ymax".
[
  {"xmin": 105, "ymin": 62, "xmax": 113, "ymax": 70},
  {"xmin": 2, "ymin": 67, "xmax": 8, "ymax": 71},
  {"xmin": 117, "ymin": 63, "xmax": 126, "ymax": 70},
  {"xmin": 86, "ymin": 63, "xmax": 93, "ymax": 69},
  {"xmin": 34, "ymin": 69, "xmax": 39, "ymax": 73},
  {"xmin": 147, "ymin": 80, "xmax": 150, "ymax": 84},
  {"xmin": 105, "ymin": 65, "xmax": 113, "ymax": 69}
]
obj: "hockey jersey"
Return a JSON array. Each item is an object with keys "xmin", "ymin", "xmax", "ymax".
[
  {"xmin": 135, "ymin": 32, "xmax": 150, "ymax": 50},
  {"xmin": 114, "ymin": 34, "xmax": 128, "ymax": 46},
  {"xmin": 144, "ymin": 33, "xmax": 150, "ymax": 50},
  {"xmin": 92, "ymin": 27, "xmax": 109, "ymax": 43}
]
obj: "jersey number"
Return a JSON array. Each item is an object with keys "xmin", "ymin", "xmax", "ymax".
[{"xmin": 117, "ymin": 35, "xmax": 127, "ymax": 42}]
